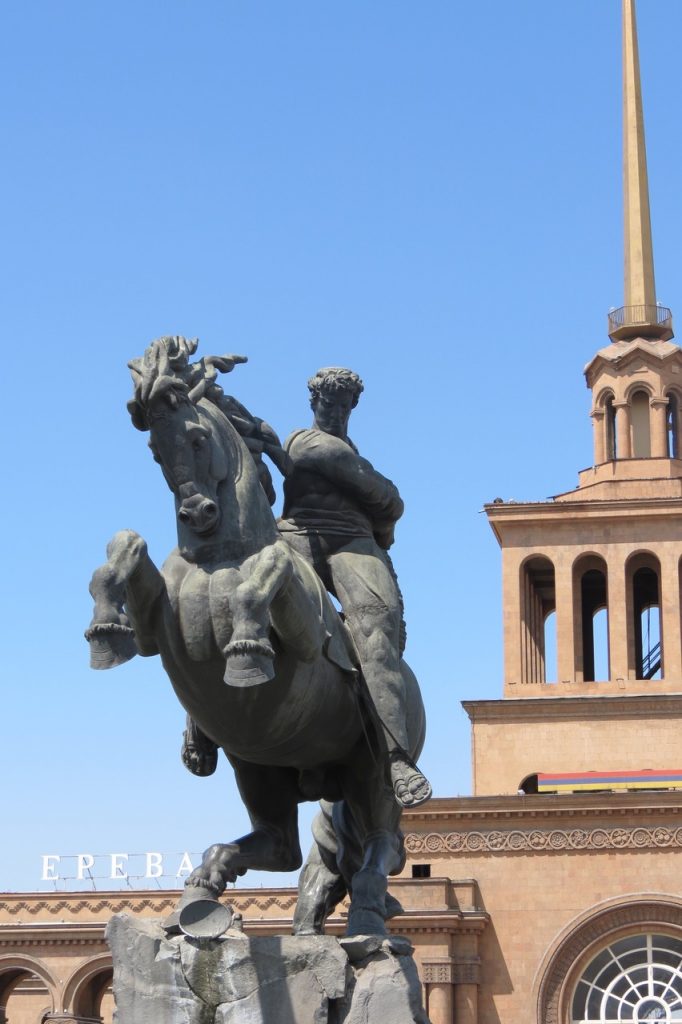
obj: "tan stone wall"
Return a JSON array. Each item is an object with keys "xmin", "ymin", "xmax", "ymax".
[
  {"xmin": 466, "ymin": 696, "xmax": 682, "ymax": 796},
  {"xmin": 402, "ymin": 794, "xmax": 682, "ymax": 1024}
]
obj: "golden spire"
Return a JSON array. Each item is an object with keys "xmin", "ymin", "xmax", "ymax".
[
  {"xmin": 622, "ymin": 0, "xmax": 655, "ymax": 308},
  {"xmin": 609, "ymin": 0, "xmax": 672, "ymax": 341}
]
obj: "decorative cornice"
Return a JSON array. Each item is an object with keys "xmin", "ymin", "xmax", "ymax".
[
  {"xmin": 237, "ymin": 894, "xmax": 298, "ymax": 913},
  {"xmin": 404, "ymin": 823, "xmax": 682, "ymax": 856},
  {"xmin": 463, "ymin": 694, "xmax": 682, "ymax": 722},
  {"xmin": 0, "ymin": 892, "xmax": 299, "ymax": 918},
  {"xmin": 0, "ymin": 896, "xmax": 176, "ymax": 917},
  {"xmin": 402, "ymin": 792, "xmax": 682, "ymax": 826},
  {"xmin": 485, "ymin": 496, "xmax": 682, "ymax": 518}
]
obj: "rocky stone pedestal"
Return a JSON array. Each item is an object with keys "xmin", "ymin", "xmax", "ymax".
[{"xmin": 106, "ymin": 915, "xmax": 431, "ymax": 1024}]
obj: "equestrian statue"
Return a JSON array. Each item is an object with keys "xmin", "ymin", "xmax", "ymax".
[{"xmin": 86, "ymin": 335, "xmax": 430, "ymax": 939}]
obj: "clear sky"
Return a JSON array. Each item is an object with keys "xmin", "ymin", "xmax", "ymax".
[{"xmin": 3, "ymin": 0, "xmax": 682, "ymax": 893}]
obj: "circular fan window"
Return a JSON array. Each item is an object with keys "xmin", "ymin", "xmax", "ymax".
[{"xmin": 571, "ymin": 932, "xmax": 682, "ymax": 1021}]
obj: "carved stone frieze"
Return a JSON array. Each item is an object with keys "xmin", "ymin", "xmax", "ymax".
[
  {"xmin": 0, "ymin": 892, "xmax": 298, "ymax": 917},
  {"xmin": 422, "ymin": 956, "xmax": 481, "ymax": 986},
  {"xmin": 404, "ymin": 823, "xmax": 682, "ymax": 855},
  {"xmin": 422, "ymin": 959, "xmax": 454, "ymax": 985}
]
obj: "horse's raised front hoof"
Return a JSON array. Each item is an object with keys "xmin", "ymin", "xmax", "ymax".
[
  {"xmin": 85, "ymin": 623, "xmax": 137, "ymax": 669},
  {"xmin": 389, "ymin": 753, "xmax": 433, "ymax": 808},
  {"xmin": 223, "ymin": 639, "xmax": 275, "ymax": 688}
]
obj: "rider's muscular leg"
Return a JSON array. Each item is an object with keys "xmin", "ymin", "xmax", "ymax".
[{"xmin": 329, "ymin": 542, "xmax": 432, "ymax": 808}]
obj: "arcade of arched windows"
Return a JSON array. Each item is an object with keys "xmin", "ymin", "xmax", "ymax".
[
  {"xmin": 518, "ymin": 551, "xmax": 675, "ymax": 684},
  {"xmin": 0, "ymin": 952, "xmax": 113, "ymax": 1024},
  {"xmin": 592, "ymin": 386, "xmax": 682, "ymax": 464}
]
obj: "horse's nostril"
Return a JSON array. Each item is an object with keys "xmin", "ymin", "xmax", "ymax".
[
  {"xmin": 205, "ymin": 502, "xmax": 217, "ymax": 517},
  {"xmin": 179, "ymin": 509, "xmax": 191, "ymax": 523}
]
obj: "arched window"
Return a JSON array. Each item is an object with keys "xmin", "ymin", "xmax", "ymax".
[
  {"xmin": 0, "ymin": 969, "xmax": 52, "ymax": 1024},
  {"xmin": 518, "ymin": 773, "xmax": 539, "ymax": 794},
  {"xmin": 605, "ymin": 395, "xmax": 617, "ymax": 460},
  {"xmin": 668, "ymin": 392, "xmax": 680, "ymax": 458},
  {"xmin": 571, "ymin": 932, "xmax": 682, "ymax": 1021},
  {"xmin": 626, "ymin": 553, "xmax": 663, "ymax": 679},
  {"xmin": 521, "ymin": 557, "xmax": 556, "ymax": 683},
  {"xmin": 630, "ymin": 389, "xmax": 652, "ymax": 457},
  {"xmin": 573, "ymin": 556, "xmax": 610, "ymax": 682}
]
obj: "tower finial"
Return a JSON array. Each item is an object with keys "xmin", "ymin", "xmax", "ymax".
[
  {"xmin": 623, "ymin": 0, "xmax": 655, "ymax": 309},
  {"xmin": 608, "ymin": 0, "xmax": 672, "ymax": 341}
]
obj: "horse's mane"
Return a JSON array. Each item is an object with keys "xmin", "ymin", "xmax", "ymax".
[{"xmin": 127, "ymin": 335, "xmax": 247, "ymax": 431}]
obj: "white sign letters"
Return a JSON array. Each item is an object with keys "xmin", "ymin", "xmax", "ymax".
[{"xmin": 40, "ymin": 851, "xmax": 197, "ymax": 883}]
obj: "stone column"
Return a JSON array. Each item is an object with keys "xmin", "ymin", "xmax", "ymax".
[
  {"xmin": 453, "ymin": 958, "xmax": 480, "ymax": 1023},
  {"xmin": 555, "ymin": 557, "xmax": 576, "ymax": 684},
  {"xmin": 615, "ymin": 401, "xmax": 631, "ymax": 458},
  {"xmin": 650, "ymin": 397, "xmax": 669, "ymax": 457},
  {"xmin": 659, "ymin": 552, "xmax": 681, "ymax": 679},
  {"xmin": 503, "ymin": 550, "xmax": 523, "ymax": 690},
  {"xmin": 422, "ymin": 959, "xmax": 454, "ymax": 1024},
  {"xmin": 606, "ymin": 557, "xmax": 630, "ymax": 682},
  {"xmin": 592, "ymin": 409, "xmax": 606, "ymax": 465}
]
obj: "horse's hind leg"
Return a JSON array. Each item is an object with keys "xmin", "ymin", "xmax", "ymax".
[{"xmin": 293, "ymin": 802, "xmax": 347, "ymax": 935}]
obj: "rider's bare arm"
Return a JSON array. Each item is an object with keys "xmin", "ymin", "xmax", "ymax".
[{"xmin": 286, "ymin": 429, "xmax": 404, "ymax": 525}]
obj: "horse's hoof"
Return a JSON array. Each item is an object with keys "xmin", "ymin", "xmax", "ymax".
[
  {"xmin": 390, "ymin": 755, "xmax": 432, "ymax": 808},
  {"xmin": 85, "ymin": 623, "xmax": 137, "ymax": 669},
  {"xmin": 223, "ymin": 640, "xmax": 275, "ymax": 688}
]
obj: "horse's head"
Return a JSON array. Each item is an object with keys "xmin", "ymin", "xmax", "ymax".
[{"xmin": 128, "ymin": 336, "xmax": 272, "ymax": 559}]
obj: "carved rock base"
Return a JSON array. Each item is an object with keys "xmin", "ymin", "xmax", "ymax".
[{"xmin": 106, "ymin": 915, "xmax": 430, "ymax": 1024}]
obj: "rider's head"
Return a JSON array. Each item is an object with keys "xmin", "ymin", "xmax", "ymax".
[{"xmin": 308, "ymin": 368, "xmax": 364, "ymax": 439}]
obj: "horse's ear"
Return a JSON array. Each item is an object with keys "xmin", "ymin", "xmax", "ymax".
[
  {"xmin": 127, "ymin": 399, "xmax": 148, "ymax": 432},
  {"xmin": 188, "ymin": 378, "xmax": 208, "ymax": 404},
  {"xmin": 206, "ymin": 354, "xmax": 248, "ymax": 375}
]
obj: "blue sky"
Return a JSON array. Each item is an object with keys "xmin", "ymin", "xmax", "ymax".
[{"xmin": 3, "ymin": 1, "xmax": 682, "ymax": 892}]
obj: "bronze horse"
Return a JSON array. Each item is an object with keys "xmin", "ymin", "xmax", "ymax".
[{"xmin": 86, "ymin": 336, "xmax": 426, "ymax": 937}]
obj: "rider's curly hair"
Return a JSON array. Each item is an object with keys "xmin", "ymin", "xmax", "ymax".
[{"xmin": 307, "ymin": 367, "xmax": 364, "ymax": 408}]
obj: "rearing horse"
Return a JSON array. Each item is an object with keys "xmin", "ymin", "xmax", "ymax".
[{"xmin": 86, "ymin": 336, "xmax": 427, "ymax": 937}]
